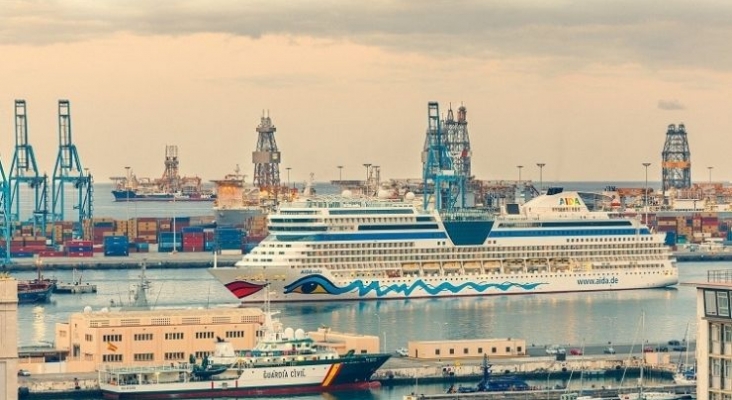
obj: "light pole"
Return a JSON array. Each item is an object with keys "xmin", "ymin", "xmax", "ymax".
[
  {"xmin": 337, "ymin": 165, "xmax": 343, "ymax": 182},
  {"xmin": 374, "ymin": 313, "xmax": 384, "ymax": 353},
  {"xmin": 286, "ymin": 167, "xmax": 292, "ymax": 190},
  {"xmin": 536, "ymin": 163, "xmax": 545, "ymax": 194},
  {"xmin": 172, "ymin": 193, "xmax": 177, "ymax": 254},
  {"xmin": 363, "ymin": 163, "xmax": 371, "ymax": 195},
  {"xmin": 708, "ymin": 166, "xmax": 713, "ymax": 184},
  {"xmin": 517, "ymin": 165, "xmax": 524, "ymax": 202}
]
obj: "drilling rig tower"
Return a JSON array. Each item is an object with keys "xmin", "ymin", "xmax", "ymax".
[
  {"xmin": 252, "ymin": 112, "xmax": 282, "ymax": 194},
  {"xmin": 661, "ymin": 123, "xmax": 692, "ymax": 195}
]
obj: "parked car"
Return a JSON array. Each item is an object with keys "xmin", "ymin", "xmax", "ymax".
[
  {"xmin": 643, "ymin": 346, "xmax": 654, "ymax": 353},
  {"xmin": 668, "ymin": 339, "xmax": 681, "ymax": 346},
  {"xmin": 396, "ymin": 347, "xmax": 408, "ymax": 357},
  {"xmin": 17, "ymin": 369, "xmax": 30, "ymax": 376},
  {"xmin": 569, "ymin": 348, "xmax": 583, "ymax": 355},
  {"xmin": 673, "ymin": 345, "xmax": 687, "ymax": 352},
  {"xmin": 655, "ymin": 346, "xmax": 669, "ymax": 352},
  {"xmin": 546, "ymin": 345, "xmax": 566, "ymax": 355},
  {"xmin": 603, "ymin": 347, "xmax": 616, "ymax": 354}
]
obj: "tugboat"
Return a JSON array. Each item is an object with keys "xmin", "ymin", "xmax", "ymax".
[{"xmin": 17, "ymin": 258, "xmax": 56, "ymax": 304}]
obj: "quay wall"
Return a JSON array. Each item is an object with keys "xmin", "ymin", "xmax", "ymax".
[{"xmin": 18, "ymin": 357, "xmax": 681, "ymax": 399}]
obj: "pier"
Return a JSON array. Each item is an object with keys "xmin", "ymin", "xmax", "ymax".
[{"xmin": 2, "ymin": 253, "xmax": 242, "ymax": 272}]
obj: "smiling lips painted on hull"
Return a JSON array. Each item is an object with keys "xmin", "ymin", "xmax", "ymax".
[{"xmin": 223, "ymin": 280, "xmax": 267, "ymax": 299}]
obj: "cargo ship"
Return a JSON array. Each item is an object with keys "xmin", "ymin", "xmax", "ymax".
[
  {"xmin": 110, "ymin": 145, "xmax": 214, "ymax": 202},
  {"xmin": 208, "ymin": 188, "xmax": 678, "ymax": 302},
  {"xmin": 211, "ymin": 168, "xmax": 265, "ymax": 228},
  {"xmin": 98, "ymin": 298, "xmax": 389, "ymax": 399}
]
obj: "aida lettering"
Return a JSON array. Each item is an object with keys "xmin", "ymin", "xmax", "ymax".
[{"xmin": 558, "ymin": 198, "xmax": 581, "ymax": 206}]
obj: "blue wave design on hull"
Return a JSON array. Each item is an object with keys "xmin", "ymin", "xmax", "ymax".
[{"xmin": 283, "ymin": 275, "xmax": 548, "ymax": 298}]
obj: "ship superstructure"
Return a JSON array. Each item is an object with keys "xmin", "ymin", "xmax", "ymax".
[{"xmin": 209, "ymin": 189, "xmax": 678, "ymax": 302}]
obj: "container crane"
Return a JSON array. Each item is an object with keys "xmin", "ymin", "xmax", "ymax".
[
  {"xmin": 51, "ymin": 100, "xmax": 93, "ymax": 237},
  {"xmin": 9, "ymin": 100, "xmax": 49, "ymax": 237}
]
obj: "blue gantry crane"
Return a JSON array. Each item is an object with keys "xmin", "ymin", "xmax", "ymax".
[
  {"xmin": 0, "ymin": 157, "xmax": 10, "ymax": 264},
  {"xmin": 9, "ymin": 100, "xmax": 49, "ymax": 237},
  {"xmin": 51, "ymin": 100, "xmax": 93, "ymax": 235},
  {"xmin": 421, "ymin": 101, "xmax": 465, "ymax": 212}
]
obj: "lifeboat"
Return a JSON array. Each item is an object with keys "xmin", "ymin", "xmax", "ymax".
[
  {"xmin": 484, "ymin": 261, "xmax": 501, "ymax": 273},
  {"xmin": 422, "ymin": 263, "xmax": 440, "ymax": 271},
  {"xmin": 402, "ymin": 263, "xmax": 419, "ymax": 272},
  {"xmin": 442, "ymin": 262, "xmax": 461, "ymax": 272},
  {"xmin": 463, "ymin": 262, "xmax": 482, "ymax": 270}
]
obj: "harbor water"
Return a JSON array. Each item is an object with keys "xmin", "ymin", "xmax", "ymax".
[{"xmin": 12, "ymin": 180, "xmax": 699, "ymax": 399}]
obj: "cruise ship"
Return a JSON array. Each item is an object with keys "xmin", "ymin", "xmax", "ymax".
[{"xmin": 208, "ymin": 189, "xmax": 679, "ymax": 303}]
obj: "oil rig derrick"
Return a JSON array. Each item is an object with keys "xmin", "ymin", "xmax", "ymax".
[
  {"xmin": 9, "ymin": 100, "xmax": 49, "ymax": 237},
  {"xmin": 51, "ymin": 100, "xmax": 93, "ymax": 231},
  {"xmin": 160, "ymin": 145, "xmax": 180, "ymax": 193},
  {"xmin": 443, "ymin": 104, "xmax": 472, "ymax": 180},
  {"xmin": 421, "ymin": 101, "xmax": 465, "ymax": 212},
  {"xmin": 252, "ymin": 112, "xmax": 282, "ymax": 196},
  {"xmin": 661, "ymin": 123, "xmax": 691, "ymax": 195}
]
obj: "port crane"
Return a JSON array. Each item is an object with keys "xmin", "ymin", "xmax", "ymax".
[
  {"xmin": 9, "ymin": 100, "xmax": 49, "ymax": 237},
  {"xmin": 51, "ymin": 100, "xmax": 93, "ymax": 237},
  {"xmin": 422, "ymin": 101, "xmax": 465, "ymax": 212},
  {"xmin": 0, "ymin": 158, "xmax": 10, "ymax": 264}
]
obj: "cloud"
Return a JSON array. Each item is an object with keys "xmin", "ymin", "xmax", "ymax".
[
  {"xmin": 657, "ymin": 99, "xmax": 686, "ymax": 110},
  {"xmin": 5, "ymin": 0, "xmax": 732, "ymax": 72}
]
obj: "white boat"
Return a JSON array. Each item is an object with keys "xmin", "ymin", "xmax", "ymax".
[
  {"xmin": 98, "ymin": 297, "xmax": 390, "ymax": 399},
  {"xmin": 619, "ymin": 392, "xmax": 680, "ymax": 400},
  {"xmin": 209, "ymin": 189, "xmax": 679, "ymax": 303}
]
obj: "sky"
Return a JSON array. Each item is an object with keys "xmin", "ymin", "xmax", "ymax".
[{"xmin": 2, "ymin": 0, "xmax": 732, "ymax": 186}]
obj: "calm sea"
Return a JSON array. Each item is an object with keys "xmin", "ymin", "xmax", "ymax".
[{"xmin": 14, "ymin": 180, "xmax": 690, "ymax": 399}]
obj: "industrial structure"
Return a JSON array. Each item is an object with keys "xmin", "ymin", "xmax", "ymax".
[
  {"xmin": 9, "ymin": 100, "xmax": 49, "ymax": 238},
  {"xmin": 51, "ymin": 100, "xmax": 93, "ymax": 229},
  {"xmin": 251, "ymin": 112, "xmax": 281, "ymax": 192},
  {"xmin": 661, "ymin": 123, "xmax": 692, "ymax": 194},
  {"xmin": 421, "ymin": 101, "xmax": 470, "ymax": 211},
  {"xmin": 443, "ymin": 104, "xmax": 472, "ymax": 180},
  {"xmin": 0, "ymin": 158, "xmax": 9, "ymax": 264}
]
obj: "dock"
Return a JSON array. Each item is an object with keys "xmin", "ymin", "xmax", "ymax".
[
  {"xmin": 402, "ymin": 385, "xmax": 696, "ymax": 400},
  {"xmin": 2, "ymin": 252, "xmax": 243, "ymax": 272}
]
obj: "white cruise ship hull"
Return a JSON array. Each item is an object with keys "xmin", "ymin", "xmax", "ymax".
[
  {"xmin": 209, "ymin": 263, "xmax": 678, "ymax": 303},
  {"xmin": 208, "ymin": 190, "xmax": 679, "ymax": 303}
]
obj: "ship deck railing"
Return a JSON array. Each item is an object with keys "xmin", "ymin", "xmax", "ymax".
[{"xmin": 99, "ymin": 362, "xmax": 192, "ymax": 374}]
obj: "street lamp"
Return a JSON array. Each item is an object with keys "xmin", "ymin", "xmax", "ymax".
[
  {"xmin": 536, "ymin": 163, "xmax": 545, "ymax": 194},
  {"xmin": 337, "ymin": 165, "xmax": 343, "ymax": 182},
  {"xmin": 286, "ymin": 167, "xmax": 292, "ymax": 190},
  {"xmin": 517, "ymin": 165, "xmax": 523, "ymax": 183},
  {"xmin": 517, "ymin": 165, "xmax": 524, "ymax": 202},
  {"xmin": 363, "ymin": 163, "xmax": 371, "ymax": 195},
  {"xmin": 708, "ymin": 166, "xmax": 713, "ymax": 184},
  {"xmin": 642, "ymin": 162, "xmax": 651, "ymax": 209}
]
